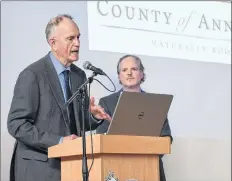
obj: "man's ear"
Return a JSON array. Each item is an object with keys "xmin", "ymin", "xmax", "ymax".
[
  {"xmin": 141, "ymin": 72, "xmax": 144, "ymax": 79},
  {"xmin": 140, "ymin": 72, "xmax": 145, "ymax": 83},
  {"xmin": 48, "ymin": 38, "xmax": 57, "ymax": 51}
]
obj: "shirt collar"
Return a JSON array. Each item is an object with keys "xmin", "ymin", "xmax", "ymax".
[
  {"xmin": 120, "ymin": 88, "xmax": 144, "ymax": 93},
  {"xmin": 49, "ymin": 51, "xmax": 70, "ymax": 75}
]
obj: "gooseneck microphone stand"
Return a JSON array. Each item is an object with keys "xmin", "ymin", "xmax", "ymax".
[{"xmin": 65, "ymin": 72, "xmax": 97, "ymax": 181}]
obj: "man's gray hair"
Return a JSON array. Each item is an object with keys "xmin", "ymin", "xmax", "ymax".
[
  {"xmin": 45, "ymin": 14, "xmax": 74, "ymax": 42},
  {"xmin": 117, "ymin": 54, "xmax": 146, "ymax": 84}
]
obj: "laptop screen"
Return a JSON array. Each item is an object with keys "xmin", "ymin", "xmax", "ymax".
[{"xmin": 107, "ymin": 91, "xmax": 173, "ymax": 137}]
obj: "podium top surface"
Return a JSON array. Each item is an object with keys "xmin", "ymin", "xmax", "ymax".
[{"xmin": 48, "ymin": 134, "xmax": 171, "ymax": 158}]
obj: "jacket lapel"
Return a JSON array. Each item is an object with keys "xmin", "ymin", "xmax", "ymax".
[{"xmin": 43, "ymin": 54, "xmax": 70, "ymax": 130}]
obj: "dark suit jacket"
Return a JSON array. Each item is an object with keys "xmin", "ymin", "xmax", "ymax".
[
  {"xmin": 7, "ymin": 53, "xmax": 100, "ymax": 181},
  {"xmin": 96, "ymin": 90, "xmax": 173, "ymax": 181}
]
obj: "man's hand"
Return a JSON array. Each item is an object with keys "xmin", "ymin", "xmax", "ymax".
[{"xmin": 89, "ymin": 97, "xmax": 112, "ymax": 121}]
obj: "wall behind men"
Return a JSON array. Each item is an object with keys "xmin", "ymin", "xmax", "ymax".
[{"xmin": 1, "ymin": 1, "xmax": 231, "ymax": 181}]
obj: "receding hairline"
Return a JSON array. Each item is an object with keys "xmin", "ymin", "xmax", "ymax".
[
  {"xmin": 55, "ymin": 18, "xmax": 79, "ymax": 31},
  {"xmin": 118, "ymin": 55, "xmax": 142, "ymax": 71},
  {"xmin": 45, "ymin": 14, "xmax": 78, "ymax": 42}
]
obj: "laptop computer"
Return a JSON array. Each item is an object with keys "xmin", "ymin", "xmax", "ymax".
[{"xmin": 106, "ymin": 91, "xmax": 173, "ymax": 137}]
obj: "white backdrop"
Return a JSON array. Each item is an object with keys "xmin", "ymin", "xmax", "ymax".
[{"xmin": 1, "ymin": 1, "xmax": 231, "ymax": 181}]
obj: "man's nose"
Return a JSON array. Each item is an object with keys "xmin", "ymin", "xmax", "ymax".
[
  {"xmin": 74, "ymin": 38, "xmax": 80, "ymax": 46},
  {"xmin": 127, "ymin": 70, "xmax": 132, "ymax": 75}
]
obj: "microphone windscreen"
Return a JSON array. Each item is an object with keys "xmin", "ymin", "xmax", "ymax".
[{"xmin": 83, "ymin": 61, "xmax": 91, "ymax": 70}]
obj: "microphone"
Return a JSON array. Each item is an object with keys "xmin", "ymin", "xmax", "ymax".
[{"xmin": 83, "ymin": 61, "xmax": 106, "ymax": 75}]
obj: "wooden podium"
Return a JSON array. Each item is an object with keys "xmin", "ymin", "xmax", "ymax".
[{"xmin": 48, "ymin": 134, "xmax": 171, "ymax": 181}]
